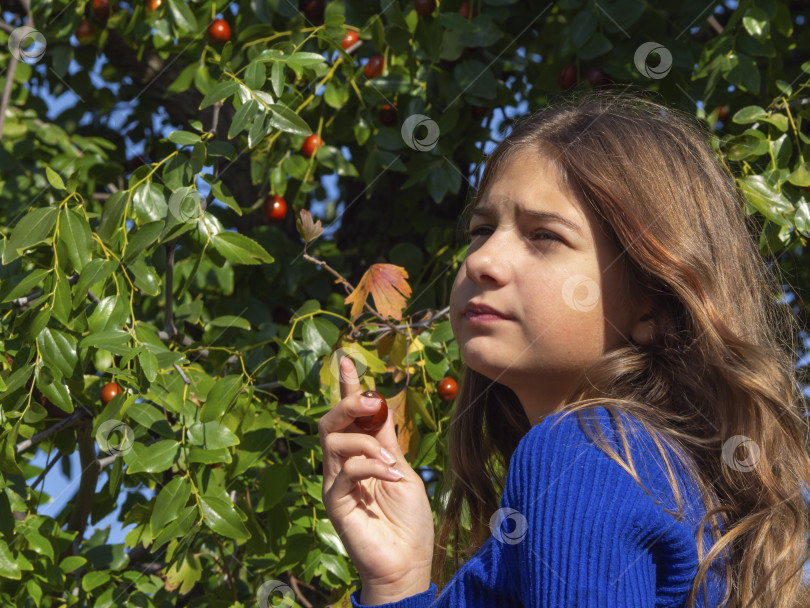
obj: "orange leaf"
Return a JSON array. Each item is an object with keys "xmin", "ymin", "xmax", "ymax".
[
  {"xmin": 387, "ymin": 388, "xmax": 420, "ymax": 460},
  {"xmin": 344, "ymin": 263, "xmax": 412, "ymax": 320}
]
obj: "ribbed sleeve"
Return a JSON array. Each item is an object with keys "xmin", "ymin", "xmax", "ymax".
[{"xmin": 351, "ymin": 406, "xmax": 727, "ymax": 608}]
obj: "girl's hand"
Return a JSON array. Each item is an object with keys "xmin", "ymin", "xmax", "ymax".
[{"xmin": 318, "ymin": 356, "xmax": 435, "ymax": 604}]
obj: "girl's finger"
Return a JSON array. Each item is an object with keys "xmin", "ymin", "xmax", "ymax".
[
  {"xmin": 322, "ymin": 456, "xmax": 405, "ymax": 506},
  {"xmin": 339, "ymin": 356, "xmax": 362, "ymax": 401},
  {"xmin": 322, "ymin": 433, "xmax": 398, "ymax": 485}
]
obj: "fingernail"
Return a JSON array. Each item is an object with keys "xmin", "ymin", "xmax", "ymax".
[
  {"xmin": 388, "ymin": 467, "xmax": 404, "ymax": 480},
  {"xmin": 380, "ymin": 447, "xmax": 396, "ymax": 464},
  {"xmin": 360, "ymin": 395, "xmax": 381, "ymax": 407}
]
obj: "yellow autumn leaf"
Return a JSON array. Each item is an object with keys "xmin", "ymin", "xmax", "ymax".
[{"xmin": 344, "ymin": 264, "xmax": 412, "ymax": 320}]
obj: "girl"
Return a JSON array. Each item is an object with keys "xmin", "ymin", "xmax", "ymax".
[{"xmin": 318, "ymin": 92, "xmax": 810, "ymax": 608}]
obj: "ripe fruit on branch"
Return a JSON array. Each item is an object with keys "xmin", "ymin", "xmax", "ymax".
[
  {"xmin": 76, "ymin": 19, "xmax": 95, "ymax": 45},
  {"xmin": 586, "ymin": 66, "xmax": 609, "ymax": 88},
  {"xmin": 341, "ymin": 29, "xmax": 359, "ymax": 51},
  {"xmin": 147, "ymin": 0, "xmax": 163, "ymax": 13},
  {"xmin": 414, "ymin": 0, "xmax": 436, "ymax": 16},
  {"xmin": 378, "ymin": 104, "xmax": 398, "ymax": 126},
  {"xmin": 264, "ymin": 195, "xmax": 287, "ymax": 222},
  {"xmin": 92, "ymin": 0, "xmax": 111, "ymax": 21},
  {"xmin": 101, "ymin": 382, "xmax": 122, "ymax": 405},
  {"xmin": 716, "ymin": 106, "xmax": 729, "ymax": 122},
  {"xmin": 207, "ymin": 19, "xmax": 231, "ymax": 45},
  {"xmin": 302, "ymin": 133, "xmax": 324, "ymax": 158},
  {"xmin": 303, "ymin": 0, "xmax": 325, "ymax": 25},
  {"xmin": 558, "ymin": 64, "xmax": 576, "ymax": 90},
  {"xmin": 356, "ymin": 390, "xmax": 388, "ymax": 433},
  {"xmin": 438, "ymin": 377, "xmax": 458, "ymax": 401},
  {"xmin": 458, "ymin": 2, "xmax": 471, "ymax": 18},
  {"xmin": 364, "ymin": 55, "xmax": 385, "ymax": 79}
]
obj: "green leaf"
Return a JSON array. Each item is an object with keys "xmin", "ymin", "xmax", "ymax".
[
  {"xmin": 58, "ymin": 208, "xmax": 93, "ymax": 273},
  {"xmin": 727, "ymin": 52, "xmax": 760, "ymax": 93},
  {"xmin": 228, "ymin": 99, "xmax": 259, "ymax": 139},
  {"xmin": 2, "ymin": 207, "xmax": 58, "ymax": 264},
  {"xmin": 324, "ymin": 79, "xmax": 349, "ymax": 109},
  {"xmin": 133, "ymin": 183, "xmax": 167, "ymax": 224},
  {"xmin": 199, "ymin": 80, "xmax": 241, "ymax": 110},
  {"xmin": 208, "ymin": 179, "xmax": 243, "ymax": 215},
  {"xmin": 167, "ymin": 0, "xmax": 197, "ymax": 33},
  {"xmin": 208, "ymin": 315, "xmax": 251, "ymax": 330},
  {"xmin": 151, "ymin": 477, "xmax": 192, "ymax": 534},
  {"xmin": 742, "ymin": 7, "xmax": 769, "ymax": 39},
  {"xmin": 245, "ymin": 61, "xmax": 266, "ymax": 89},
  {"xmin": 123, "ymin": 220, "xmax": 164, "ymax": 264},
  {"xmin": 36, "ymin": 374, "xmax": 73, "ymax": 413},
  {"xmin": 267, "ymin": 103, "xmax": 311, "ymax": 136},
  {"xmin": 738, "ymin": 176, "xmax": 794, "ymax": 226},
  {"xmin": 0, "ymin": 268, "xmax": 50, "ymax": 304},
  {"xmin": 79, "ymin": 329, "xmax": 131, "ymax": 356},
  {"xmin": 37, "ymin": 328, "xmax": 78, "ymax": 380},
  {"xmin": 211, "ymin": 231, "xmax": 274, "ymax": 265},
  {"xmin": 96, "ymin": 190, "xmax": 128, "ymax": 242},
  {"xmin": 59, "ymin": 556, "xmax": 86, "ymax": 573},
  {"xmin": 732, "ymin": 105, "xmax": 766, "ymax": 124},
  {"xmin": 271, "ymin": 61, "xmax": 285, "ymax": 97},
  {"xmin": 139, "ymin": 349, "xmax": 158, "ymax": 382},
  {"xmin": 168, "ymin": 131, "xmax": 201, "ymax": 146},
  {"xmin": 0, "ymin": 540, "xmax": 21, "ymax": 579},
  {"xmin": 124, "ymin": 440, "xmax": 180, "ymax": 474},
  {"xmin": 45, "ymin": 166, "xmax": 66, "ymax": 190},
  {"xmin": 570, "ymin": 11, "xmax": 597, "ymax": 47},
  {"xmin": 198, "ymin": 495, "xmax": 250, "ymax": 540},
  {"xmin": 187, "ymin": 421, "xmax": 239, "ymax": 450},
  {"xmin": 788, "ymin": 163, "xmax": 810, "ymax": 187},
  {"xmin": 201, "ymin": 375, "xmax": 243, "ymax": 422},
  {"xmin": 319, "ymin": 554, "xmax": 352, "ymax": 584}
]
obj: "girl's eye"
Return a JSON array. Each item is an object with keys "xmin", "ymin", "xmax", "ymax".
[{"xmin": 468, "ymin": 226, "xmax": 562, "ymax": 243}]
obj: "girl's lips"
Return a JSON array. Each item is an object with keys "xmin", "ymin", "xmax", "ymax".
[{"xmin": 464, "ymin": 311, "xmax": 510, "ymax": 323}]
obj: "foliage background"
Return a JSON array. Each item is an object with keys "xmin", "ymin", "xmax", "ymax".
[{"xmin": 1, "ymin": 0, "xmax": 810, "ymax": 606}]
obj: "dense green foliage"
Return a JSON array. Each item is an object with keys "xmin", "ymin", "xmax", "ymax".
[{"xmin": 1, "ymin": 0, "xmax": 809, "ymax": 605}]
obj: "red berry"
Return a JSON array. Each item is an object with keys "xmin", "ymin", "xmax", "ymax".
[
  {"xmin": 471, "ymin": 105, "xmax": 488, "ymax": 120},
  {"xmin": 303, "ymin": 0, "xmax": 324, "ymax": 25},
  {"xmin": 207, "ymin": 19, "xmax": 230, "ymax": 45},
  {"xmin": 341, "ymin": 29, "xmax": 359, "ymax": 51},
  {"xmin": 586, "ymin": 66, "xmax": 609, "ymax": 88},
  {"xmin": 717, "ymin": 106, "xmax": 729, "ymax": 122},
  {"xmin": 101, "ymin": 382, "xmax": 122, "ymax": 405},
  {"xmin": 437, "ymin": 377, "xmax": 458, "ymax": 402},
  {"xmin": 379, "ymin": 104, "xmax": 398, "ymax": 126},
  {"xmin": 364, "ymin": 55, "xmax": 385, "ymax": 79},
  {"xmin": 414, "ymin": 0, "xmax": 436, "ymax": 16},
  {"xmin": 93, "ymin": 0, "xmax": 111, "ymax": 21},
  {"xmin": 355, "ymin": 390, "xmax": 388, "ymax": 433},
  {"xmin": 147, "ymin": 0, "xmax": 163, "ymax": 13},
  {"xmin": 301, "ymin": 133, "xmax": 324, "ymax": 158},
  {"xmin": 458, "ymin": 2, "xmax": 471, "ymax": 19},
  {"xmin": 264, "ymin": 195, "xmax": 287, "ymax": 222},
  {"xmin": 558, "ymin": 64, "xmax": 576, "ymax": 90},
  {"xmin": 76, "ymin": 19, "xmax": 95, "ymax": 45}
]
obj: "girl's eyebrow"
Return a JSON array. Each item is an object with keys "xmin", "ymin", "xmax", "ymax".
[{"xmin": 470, "ymin": 202, "xmax": 584, "ymax": 236}]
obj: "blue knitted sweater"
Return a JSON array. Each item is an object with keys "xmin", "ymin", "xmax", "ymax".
[{"xmin": 351, "ymin": 406, "xmax": 728, "ymax": 607}]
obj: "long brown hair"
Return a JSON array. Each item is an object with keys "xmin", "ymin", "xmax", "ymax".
[{"xmin": 432, "ymin": 91, "xmax": 810, "ymax": 608}]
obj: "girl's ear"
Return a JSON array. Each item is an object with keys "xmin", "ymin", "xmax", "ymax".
[{"xmin": 630, "ymin": 313, "xmax": 656, "ymax": 345}]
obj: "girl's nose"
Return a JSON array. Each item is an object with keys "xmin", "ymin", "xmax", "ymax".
[{"xmin": 464, "ymin": 232, "xmax": 511, "ymax": 285}]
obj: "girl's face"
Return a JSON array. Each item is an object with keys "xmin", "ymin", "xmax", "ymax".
[{"xmin": 449, "ymin": 150, "xmax": 649, "ymax": 424}]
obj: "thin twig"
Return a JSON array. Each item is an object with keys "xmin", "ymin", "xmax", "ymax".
[
  {"xmin": 12, "ymin": 272, "xmax": 80, "ymax": 307},
  {"xmin": 173, "ymin": 364, "xmax": 191, "ymax": 385},
  {"xmin": 164, "ymin": 239, "xmax": 178, "ymax": 337}
]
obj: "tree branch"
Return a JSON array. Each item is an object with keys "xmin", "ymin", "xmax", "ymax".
[
  {"xmin": 15, "ymin": 407, "xmax": 93, "ymax": 454},
  {"xmin": 164, "ymin": 239, "xmax": 178, "ymax": 338},
  {"xmin": 61, "ymin": 420, "xmax": 101, "ymax": 562},
  {"xmin": 0, "ymin": 53, "xmax": 21, "ymax": 143}
]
